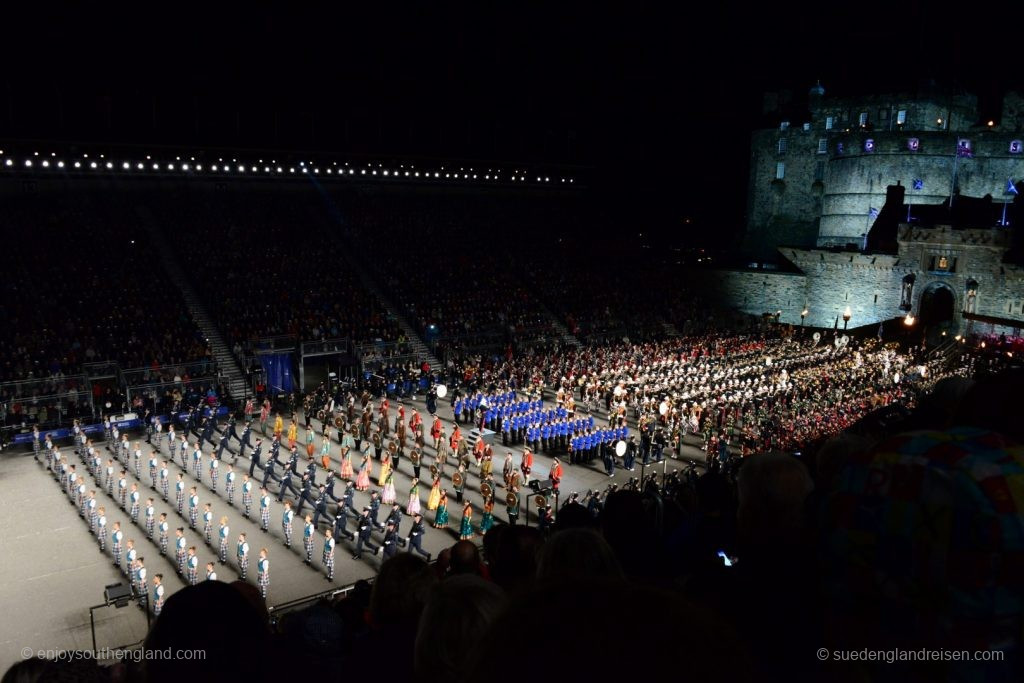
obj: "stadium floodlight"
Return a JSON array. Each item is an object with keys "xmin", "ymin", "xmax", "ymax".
[
  {"xmin": 265, "ymin": 167, "xmax": 271, "ymax": 173},
  {"xmin": 182, "ymin": 163, "xmax": 190, "ymax": 171},
  {"xmin": 327, "ymin": 168, "xmax": 333, "ymax": 174},
  {"xmin": 24, "ymin": 160, "xmax": 32, "ymax": 167},
  {"xmin": 372, "ymin": 170, "xmax": 377, "ymax": 175},
  {"xmin": 41, "ymin": 160, "xmax": 49, "ymax": 168},
  {"xmin": 434, "ymin": 172, "xmax": 439, "ymax": 178},
  {"xmin": 238, "ymin": 165, "xmax": 245, "ymax": 172},
  {"xmin": 90, "ymin": 161, "xmax": 98, "ymax": 169},
  {"xmin": 195, "ymin": 164, "xmax": 203, "ymax": 171},
  {"xmin": 74, "ymin": 161, "xmax": 81, "ymax": 168},
  {"xmin": 485, "ymin": 175, "xmax": 490, "ymax": 180},
  {"xmin": 212, "ymin": 165, "xmax": 218, "ymax": 171},
  {"xmin": 414, "ymin": 172, "xmax": 419, "ymax": 177},
  {"xmin": 383, "ymin": 170, "xmax": 389, "ymax": 176},
  {"xmin": 105, "ymin": 162, "xmax": 113, "ymax": 169},
  {"xmin": 168, "ymin": 163, "xmax": 175, "ymax": 170},
  {"xmin": 5, "ymin": 159, "xmax": 12, "ymax": 166},
  {"xmin": 153, "ymin": 163, "xmax": 160, "ymax": 170},
  {"xmin": 57, "ymin": 161, "xmax": 64, "ymax": 168},
  {"xmin": 361, "ymin": 169, "xmax": 366, "ymax": 175},
  {"xmin": 251, "ymin": 166, "xmax": 257, "ymax": 172},
  {"xmin": 277, "ymin": 167, "xmax": 282, "ymax": 173},
  {"xmin": 289, "ymin": 168, "xmax": 295, "ymax": 173},
  {"xmin": 405, "ymin": 171, "xmax": 409, "ymax": 176}
]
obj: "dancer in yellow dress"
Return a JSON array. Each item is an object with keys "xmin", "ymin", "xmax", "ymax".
[
  {"xmin": 426, "ymin": 475, "xmax": 441, "ymax": 511},
  {"xmin": 378, "ymin": 451, "xmax": 391, "ymax": 487}
]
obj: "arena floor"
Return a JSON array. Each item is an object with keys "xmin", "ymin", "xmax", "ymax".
[{"xmin": 0, "ymin": 391, "xmax": 711, "ymax": 668}]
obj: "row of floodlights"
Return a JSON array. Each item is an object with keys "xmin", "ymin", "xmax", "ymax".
[{"xmin": 0, "ymin": 150, "xmax": 574, "ymax": 184}]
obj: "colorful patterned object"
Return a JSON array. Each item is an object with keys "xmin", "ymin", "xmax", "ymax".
[{"xmin": 819, "ymin": 427, "xmax": 1024, "ymax": 662}]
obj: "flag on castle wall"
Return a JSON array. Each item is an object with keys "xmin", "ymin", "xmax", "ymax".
[
  {"xmin": 1007, "ymin": 178, "xmax": 1019, "ymax": 195},
  {"xmin": 912, "ymin": 178, "xmax": 923, "ymax": 190},
  {"xmin": 956, "ymin": 139, "xmax": 973, "ymax": 158},
  {"xmin": 868, "ymin": 207, "xmax": 879, "ymax": 218}
]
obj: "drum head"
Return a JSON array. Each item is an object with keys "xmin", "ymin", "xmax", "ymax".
[
  {"xmin": 615, "ymin": 440, "xmax": 626, "ymax": 457},
  {"xmin": 436, "ymin": 384, "xmax": 448, "ymax": 398}
]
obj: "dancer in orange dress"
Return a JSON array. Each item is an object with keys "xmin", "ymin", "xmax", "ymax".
[{"xmin": 355, "ymin": 454, "xmax": 372, "ymax": 491}]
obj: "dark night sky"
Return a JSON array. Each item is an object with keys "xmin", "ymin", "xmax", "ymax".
[{"xmin": 1, "ymin": 2, "xmax": 1016, "ymax": 246}]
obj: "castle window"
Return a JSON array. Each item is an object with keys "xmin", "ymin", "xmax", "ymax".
[
  {"xmin": 825, "ymin": 116, "xmax": 834, "ymax": 130},
  {"xmin": 775, "ymin": 162, "xmax": 785, "ymax": 179},
  {"xmin": 858, "ymin": 111, "xmax": 868, "ymax": 127},
  {"xmin": 778, "ymin": 138, "xmax": 787, "ymax": 154},
  {"xmin": 1011, "ymin": 140, "xmax": 1022, "ymax": 154},
  {"xmin": 897, "ymin": 110, "xmax": 907, "ymax": 125},
  {"xmin": 780, "ymin": 121, "xmax": 790, "ymax": 131},
  {"xmin": 817, "ymin": 138, "xmax": 827, "ymax": 154},
  {"xmin": 879, "ymin": 108, "xmax": 889, "ymax": 121}
]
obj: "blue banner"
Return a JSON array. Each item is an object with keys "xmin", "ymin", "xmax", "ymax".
[{"xmin": 260, "ymin": 353, "xmax": 295, "ymax": 393}]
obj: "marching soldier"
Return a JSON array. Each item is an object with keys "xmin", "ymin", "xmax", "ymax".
[
  {"xmin": 382, "ymin": 521, "xmax": 399, "ymax": 560},
  {"xmin": 340, "ymin": 481, "xmax": 358, "ymax": 519},
  {"xmin": 406, "ymin": 513, "xmax": 431, "ymax": 561},
  {"xmin": 323, "ymin": 529, "xmax": 336, "ymax": 581},
  {"xmin": 218, "ymin": 517, "xmax": 230, "ymax": 564},
  {"xmin": 237, "ymin": 533, "xmax": 250, "ymax": 579},
  {"xmin": 353, "ymin": 508, "xmax": 380, "ymax": 560},
  {"xmin": 249, "ymin": 437, "xmax": 264, "ymax": 477},
  {"xmin": 333, "ymin": 505, "xmax": 355, "ymax": 542},
  {"xmin": 386, "ymin": 504, "xmax": 405, "ymax": 547},
  {"xmin": 368, "ymin": 490, "xmax": 385, "ymax": 531}
]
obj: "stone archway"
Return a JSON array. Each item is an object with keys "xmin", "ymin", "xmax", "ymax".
[{"xmin": 916, "ymin": 281, "xmax": 959, "ymax": 342}]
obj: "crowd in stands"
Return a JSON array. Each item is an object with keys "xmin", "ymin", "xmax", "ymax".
[
  {"xmin": 139, "ymin": 186, "xmax": 402, "ymax": 353},
  {"xmin": 334, "ymin": 190, "xmax": 562, "ymax": 356},
  {"xmin": 0, "ymin": 188, "xmax": 211, "ymax": 385}
]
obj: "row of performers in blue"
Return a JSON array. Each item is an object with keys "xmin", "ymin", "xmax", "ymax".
[
  {"xmin": 452, "ymin": 392, "xmax": 544, "ymax": 425},
  {"xmin": 501, "ymin": 413, "xmax": 596, "ymax": 447},
  {"xmin": 568, "ymin": 427, "xmax": 631, "ymax": 468}
]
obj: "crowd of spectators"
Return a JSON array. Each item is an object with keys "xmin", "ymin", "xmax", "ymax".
[
  {"xmin": 140, "ymin": 186, "xmax": 402, "ymax": 354},
  {"xmin": 0, "ymin": 188, "xmax": 211, "ymax": 385}
]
